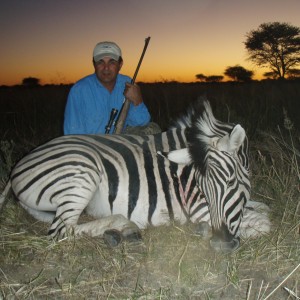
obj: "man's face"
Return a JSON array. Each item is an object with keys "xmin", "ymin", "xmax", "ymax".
[{"xmin": 94, "ymin": 57, "xmax": 123, "ymax": 85}]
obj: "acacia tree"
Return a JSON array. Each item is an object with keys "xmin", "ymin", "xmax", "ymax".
[
  {"xmin": 224, "ymin": 65, "xmax": 253, "ymax": 82},
  {"xmin": 244, "ymin": 22, "xmax": 300, "ymax": 79},
  {"xmin": 287, "ymin": 68, "xmax": 300, "ymax": 79},
  {"xmin": 195, "ymin": 73, "xmax": 207, "ymax": 82},
  {"xmin": 22, "ymin": 77, "xmax": 40, "ymax": 86},
  {"xmin": 205, "ymin": 75, "xmax": 223, "ymax": 82},
  {"xmin": 195, "ymin": 73, "xmax": 223, "ymax": 82}
]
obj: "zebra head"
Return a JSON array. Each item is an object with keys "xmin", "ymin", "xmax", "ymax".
[{"xmin": 168, "ymin": 101, "xmax": 250, "ymax": 252}]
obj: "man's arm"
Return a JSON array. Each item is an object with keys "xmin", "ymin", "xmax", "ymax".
[
  {"xmin": 63, "ymin": 89, "xmax": 86, "ymax": 135},
  {"xmin": 123, "ymin": 83, "xmax": 143, "ymax": 106},
  {"xmin": 122, "ymin": 82, "xmax": 151, "ymax": 127},
  {"xmin": 126, "ymin": 101, "xmax": 151, "ymax": 127}
]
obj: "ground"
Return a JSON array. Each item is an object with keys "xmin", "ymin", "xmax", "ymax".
[{"xmin": 0, "ymin": 198, "xmax": 299, "ymax": 300}]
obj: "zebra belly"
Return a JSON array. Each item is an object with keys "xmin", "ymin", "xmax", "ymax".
[
  {"xmin": 85, "ymin": 180, "xmax": 187, "ymax": 229},
  {"xmin": 85, "ymin": 181, "xmax": 151, "ymax": 229}
]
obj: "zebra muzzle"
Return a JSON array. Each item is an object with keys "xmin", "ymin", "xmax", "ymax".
[
  {"xmin": 208, "ymin": 223, "xmax": 241, "ymax": 252},
  {"xmin": 209, "ymin": 236, "xmax": 240, "ymax": 253}
]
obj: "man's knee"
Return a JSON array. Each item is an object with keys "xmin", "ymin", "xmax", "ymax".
[{"xmin": 124, "ymin": 122, "xmax": 162, "ymax": 135}]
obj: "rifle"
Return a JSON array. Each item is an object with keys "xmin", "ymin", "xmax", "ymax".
[
  {"xmin": 105, "ymin": 108, "xmax": 118, "ymax": 134},
  {"xmin": 105, "ymin": 37, "xmax": 151, "ymax": 134}
]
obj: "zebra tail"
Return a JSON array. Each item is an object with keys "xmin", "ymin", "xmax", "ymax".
[{"xmin": 0, "ymin": 180, "xmax": 11, "ymax": 211}]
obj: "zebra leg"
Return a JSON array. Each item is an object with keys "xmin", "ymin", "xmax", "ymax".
[
  {"xmin": 73, "ymin": 214, "xmax": 142, "ymax": 247},
  {"xmin": 245, "ymin": 199, "xmax": 271, "ymax": 212},
  {"xmin": 20, "ymin": 202, "xmax": 55, "ymax": 223},
  {"xmin": 48, "ymin": 197, "xmax": 91, "ymax": 239},
  {"xmin": 47, "ymin": 189, "xmax": 142, "ymax": 245},
  {"xmin": 240, "ymin": 200, "xmax": 271, "ymax": 238}
]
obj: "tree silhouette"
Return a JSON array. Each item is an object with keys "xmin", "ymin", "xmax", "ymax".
[
  {"xmin": 244, "ymin": 22, "xmax": 300, "ymax": 79},
  {"xmin": 22, "ymin": 77, "xmax": 40, "ymax": 86},
  {"xmin": 224, "ymin": 65, "xmax": 253, "ymax": 82},
  {"xmin": 263, "ymin": 71, "xmax": 277, "ymax": 80},
  {"xmin": 205, "ymin": 75, "xmax": 223, "ymax": 82},
  {"xmin": 195, "ymin": 74, "xmax": 223, "ymax": 82},
  {"xmin": 195, "ymin": 73, "xmax": 207, "ymax": 82},
  {"xmin": 287, "ymin": 68, "xmax": 300, "ymax": 79}
]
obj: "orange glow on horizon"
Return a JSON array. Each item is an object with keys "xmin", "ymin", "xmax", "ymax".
[
  {"xmin": 0, "ymin": 54, "xmax": 267, "ymax": 86},
  {"xmin": 0, "ymin": 70, "xmax": 266, "ymax": 87},
  {"xmin": 0, "ymin": 1, "xmax": 298, "ymax": 86}
]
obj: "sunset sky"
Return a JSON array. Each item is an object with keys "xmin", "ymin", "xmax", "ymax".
[{"xmin": 1, "ymin": 0, "xmax": 300, "ymax": 86}]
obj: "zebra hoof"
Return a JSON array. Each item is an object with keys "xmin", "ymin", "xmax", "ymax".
[
  {"xmin": 103, "ymin": 229, "xmax": 123, "ymax": 247},
  {"xmin": 124, "ymin": 231, "xmax": 142, "ymax": 243},
  {"xmin": 210, "ymin": 237, "xmax": 240, "ymax": 253},
  {"xmin": 122, "ymin": 227, "xmax": 142, "ymax": 243}
]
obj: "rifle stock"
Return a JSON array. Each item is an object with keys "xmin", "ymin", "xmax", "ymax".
[
  {"xmin": 113, "ymin": 99, "xmax": 130, "ymax": 134},
  {"xmin": 113, "ymin": 37, "xmax": 151, "ymax": 134}
]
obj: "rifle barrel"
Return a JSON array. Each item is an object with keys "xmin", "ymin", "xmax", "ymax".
[{"xmin": 113, "ymin": 37, "xmax": 151, "ymax": 134}]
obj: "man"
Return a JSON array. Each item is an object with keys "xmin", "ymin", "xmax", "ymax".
[{"xmin": 64, "ymin": 41, "xmax": 152, "ymax": 135}]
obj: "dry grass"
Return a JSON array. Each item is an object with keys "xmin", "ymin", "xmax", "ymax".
[
  {"xmin": 0, "ymin": 203, "xmax": 299, "ymax": 299},
  {"xmin": 1, "ymin": 131, "xmax": 300, "ymax": 299}
]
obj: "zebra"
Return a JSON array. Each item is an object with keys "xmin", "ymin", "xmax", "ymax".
[{"xmin": 0, "ymin": 100, "xmax": 270, "ymax": 252}]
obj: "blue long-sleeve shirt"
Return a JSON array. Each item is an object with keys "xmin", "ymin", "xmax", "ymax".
[{"xmin": 64, "ymin": 73, "xmax": 151, "ymax": 134}]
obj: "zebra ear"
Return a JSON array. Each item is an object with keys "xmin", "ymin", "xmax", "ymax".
[
  {"xmin": 167, "ymin": 148, "xmax": 192, "ymax": 165},
  {"xmin": 217, "ymin": 124, "xmax": 245, "ymax": 153}
]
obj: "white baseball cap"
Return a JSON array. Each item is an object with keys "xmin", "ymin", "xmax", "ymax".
[{"xmin": 93, "ymin": 41, "xmax": 122, "ymax": 62}]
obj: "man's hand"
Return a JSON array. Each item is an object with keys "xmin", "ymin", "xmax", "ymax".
[{"xmin": 124, "ymin": 83, "xmax": 143, "ymax": 106}]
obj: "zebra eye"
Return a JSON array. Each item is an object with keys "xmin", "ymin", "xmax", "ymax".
[{"xmin": 227, "ymin": 179, "xmax": 235, "ymax": 187}]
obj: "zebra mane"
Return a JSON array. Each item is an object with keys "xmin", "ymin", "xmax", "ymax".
[
  {"xmin": 172, "ymin": 98, "xmax": 234, "ymax": 135},
  {"xmin": 177, "ymin": 99, "xmax": 237, "ymax": 173}
]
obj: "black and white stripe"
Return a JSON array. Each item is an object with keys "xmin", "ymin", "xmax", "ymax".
[{"xmin": 1, "ymin": 100, "xmax": 251, "ymax": 251}]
